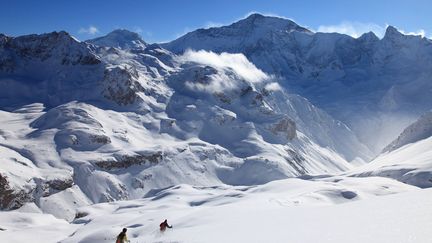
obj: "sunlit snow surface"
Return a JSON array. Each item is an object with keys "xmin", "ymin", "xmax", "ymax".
[
  {"xmin": 1, "ymin": 14, "xmax": 432, "ymax": 243},
  {"xmin": 350, "ymin": 136, "xmax": 432, "ymax": 188},
  {"xmin": 1, "ymin": 177, "xmax": 431, "ymax": 243}
]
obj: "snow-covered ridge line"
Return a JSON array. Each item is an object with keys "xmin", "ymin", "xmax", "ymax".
[
  {"xmin": 383, "ymin": 111, "xmax": 432, "ymax": 153},
  {"xmin": 87, "ymin": 29, "xmax": 147, "ymax": 50},
  {"xmin": 1, "ymin": 13, "xmax": 431, "ymax": 223}
]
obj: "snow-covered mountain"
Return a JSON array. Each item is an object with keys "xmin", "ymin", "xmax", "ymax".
[
  {"xmin": 382, "ymin": 111, "xmax": 432, "ymax": 152},
  {"xmin": 0, "ymin": 28, "xmax": 372, "ymax": 219},
  {"xmin": 1, "ymin": 13, "xmax": 431, "ymax": 230},
  {"xmin": 164, "ymin": 13, "xmax": 432, "ymax": 153},
  {"xmin": 87, "ymin": 29, "xmax": 147, "ymax": 50},
  {"xmin": 351, "ymin": 111, "xmax": 432, "ymax": 188},
  {"xmin": 0, "ymin": 31, "xmax": 103, "ymax": 107}
]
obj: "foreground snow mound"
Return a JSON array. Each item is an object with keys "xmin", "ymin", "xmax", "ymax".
[
  {"xmin": 2, "ymin": 177, "xmax": 429, "ymax": 243},
  {"xmin": 0, "ymin": 210, "xmax": 79, "ymax": 243}
]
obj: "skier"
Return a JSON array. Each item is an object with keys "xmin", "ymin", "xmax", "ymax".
[
  {"xmin": 116, "ymin": 228, "xmax": 130, "ymax": 243},
  {"xmin": 159, "ymin": 219, "xmax": 172, "ymax": 232}
]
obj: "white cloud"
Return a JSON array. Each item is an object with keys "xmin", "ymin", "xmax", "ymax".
[
  {"xmin": 264, "ymin": 82, "xmax": 282, "ymax": 92},
  {"xmin": 317, "ymin": 21, "xmax": 386, "ymax": 38},
  {"xmin": 399, "ymin": 29, "xmax": 426, "ymax": 37},
  {"xmin": 317, "ymin": 22, "xmax": 429, "ymax": 39},
  {"xmin": 179, "ymin": 50, "xmax": 271, "ymax": 93},
  {"xmin": 184, "ymin": 71, "xmax": 239, "ymax": 93},
  {"xmin": 180, "ymin": 49, "xmax": 269, "ymax": 83},
  {"xmin": 78, "ymin": 25, "xmax": 99, "ymax": 35}
]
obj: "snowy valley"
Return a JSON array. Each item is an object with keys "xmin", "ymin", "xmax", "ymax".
[{"xmin": 0, "ymin": 13, "xmax": 432, "ymax": 243}]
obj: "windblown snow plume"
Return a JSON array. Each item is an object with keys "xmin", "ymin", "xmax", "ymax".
[
  {"xmin": 182, "ymin": 67, "xmax": 244, "ymax": 93},
  {"xmin": 178, "ymin": 50, "xmax": 272, "ymax": 93},
  {"xmin": 264, "ymin": 82, "xmax": 282, "ymax": 92},
  {"xmin": 180, "ymin": 49, "xmax": 270, "ymax": 83}
]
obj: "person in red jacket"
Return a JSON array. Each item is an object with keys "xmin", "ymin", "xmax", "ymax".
[{"xmin": 159, "ymin": 219, "xmax": 172, "ymax": 232}]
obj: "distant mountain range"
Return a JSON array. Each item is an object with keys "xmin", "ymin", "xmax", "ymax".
[{"xmin": 1, "ymin": 13, "xmax": 431, "ymax": 218}]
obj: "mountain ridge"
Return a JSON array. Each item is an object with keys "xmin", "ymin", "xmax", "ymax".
[
  {"xmin": 162, "ymin": 14, "xmax": 432, "ymax": 153},
  {"xmin": 0, "ymin": 14, "xmax": 431, "ymax": 219},
  {"xmin": 87, "ymin": 29, "xmax": 147, "ymax": 50}
]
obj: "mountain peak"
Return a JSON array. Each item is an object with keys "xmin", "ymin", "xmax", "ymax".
[
  {"xmin": 384, "ymin": 25, "xmax": 403, "ymax": 39},
  {"xmin": 242, "ymin": 13, "xmax": 266, "ymax": 22},
  {"xmin": 0, "ymin": 33, "xmax": 12, "ymax": 45},
  {"xmin": 232, "ymin": 13, "xmax": 312, "ymax": 34},
  {"xmin": 163, "ymin": 13, "xmax": 312, "ymax": 53},
  {"xmin": 108, "ymin": 29, "xmax": 141, "ymax": 38},
  {"xmin": 246, "ymin": 13, "xmax": 265, "ymax": 18},
  {"xmin": 87, "ymin": 29, "xmax": 147, "ymax": 50},
  {"xmin": 31, "ymin": 31, "xmax": 78, "ymax": 43},
  {"xmin": 8, "ymin": 31, "xmax": 84, "ymax": 51},
  {"xmin": 358, "ymin": 31, "xmax": 379, "ymax": 42}
]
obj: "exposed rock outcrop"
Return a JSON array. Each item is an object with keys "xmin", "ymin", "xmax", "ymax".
[
  {"xmin": 0, "ymin": 174, "xmax": 32, "ymax": 210},
  {"xmin": 95, "ymin": 152, "xmax": 163, "ymax": 170}
]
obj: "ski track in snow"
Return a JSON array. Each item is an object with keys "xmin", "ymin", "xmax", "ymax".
[{"xmin": 1, "ymin": 177, "xmax": 431, "ymax": 243}]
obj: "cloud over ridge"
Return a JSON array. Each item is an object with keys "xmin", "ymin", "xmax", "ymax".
[
  {"xmin": 180, "ymin": 49, "xmax": 269, "ymax": 83},
  {"xmin": 317, "ymin": 21, "xmax": 385, "ymax": 38},
  {"xmin": 78, "ymin": 26, "xmax": 99, "ymax": 35},
  {"xmin": 178, "ymin": 50, "xmax": 271, "ymax": 93}
]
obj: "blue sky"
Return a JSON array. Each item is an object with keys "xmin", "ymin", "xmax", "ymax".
[{"xmin": 2, "ymin": 0, "xmax": 431, "ymax": 42}]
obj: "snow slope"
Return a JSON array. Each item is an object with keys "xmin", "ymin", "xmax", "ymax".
[
  {"xmin": 1, "ymin": 176, "xmax": 430, "ymax": 243},
  {"xmin": 352, "ymin": 137, "xmax": 432, "ymax": 188},
  {"xmin": 383, "ymin": 111, "xmax": 432, "ymax": 152},
  {"xmin": 351, "ymin": 112, "xmax": 432, "ymax": 188}
]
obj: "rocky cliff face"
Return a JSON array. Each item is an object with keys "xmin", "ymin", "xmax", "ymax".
[{"xmin": 0, "ymin": 173, "xmax": 32, "ymax": 210}]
